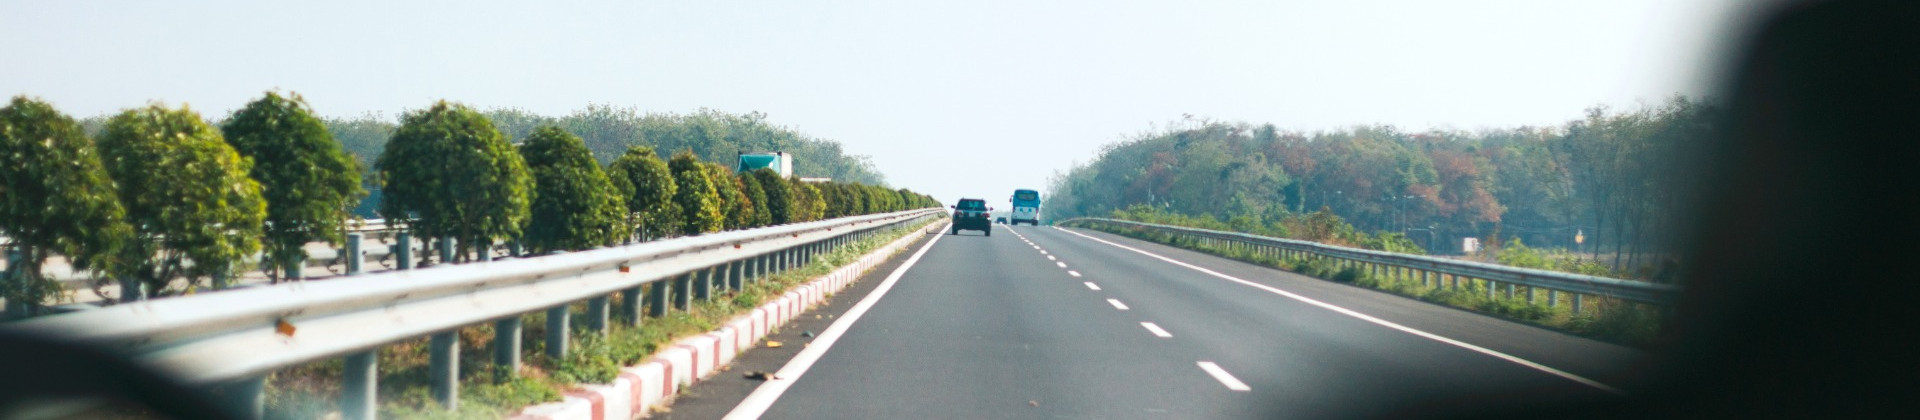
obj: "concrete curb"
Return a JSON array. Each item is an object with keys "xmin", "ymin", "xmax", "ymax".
[{"xmin": 508, "ymin": 223, "xmax": 934, "ymax": 420}]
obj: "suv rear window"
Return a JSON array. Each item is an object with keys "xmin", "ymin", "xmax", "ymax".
[{"xmin": 957, "ymin": 199, "xmax": 986, "ymax": 209}]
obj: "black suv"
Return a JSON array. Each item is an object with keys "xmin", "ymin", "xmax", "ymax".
[{"xmin": 950, "ymin": 198, "xmax": 992, "ymax": 236}]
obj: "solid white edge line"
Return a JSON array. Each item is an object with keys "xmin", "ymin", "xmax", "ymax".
[
  {"xmin": 1084, "ymin": 282, "xmax": 1100, "ymax": 290},
  {"xmin": 1107, "ymin": 299, "xmax": 1129, "ymax": 310},
  {"xmin": 1053, "ymin": 227, "xmax": 1626, "ymax": 395},
  {"xmin": 1196, "ymin": 361, "xmax": 1251, "ymax": 391},
  {"xmin": 724, "ymin": 222, "xmax": 950, "ymax": 419},
  {"xmin": 1142, "ymin": 322, "xmax": 1173, "ymax": 338}
]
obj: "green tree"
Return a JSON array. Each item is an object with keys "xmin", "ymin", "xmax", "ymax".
[
  {"xmin": 751, "ymin": 168, "xmax": 791, "ymax": 224},
  {"xmin": 668, "ymin": 151, "xmax": 724, "ymax": 235},
  {"xmin": 606, "ymin": 146, "xmax": 677, "ymax": 240},
  {"xmin": 222, "ymin": 92, "xmax": 364, "ymax": 282},
  {"xmin": 0, "ymin": 97, "xmax": 133, "ymax": 313},
  {"xmin": 519, "ymin": 126, "xmax": 629, "ymax": 254},
  {"xmin": 789, "ymin": 178, "xmax": 825, "ymax": 221},
  {"xmin": 703, "ymin": 163, "xmax": 754, "ymax": 229},
  {"xmin": 98, "ymin": 104, "xmax": 267, "ymax": 296},
  {"xmin": 738, "ymin": 172, "xmax": 771, "ymax": 227},
  {"xmin": 376, "ymin": 101, "xmax": 532, "ymax": 262}
]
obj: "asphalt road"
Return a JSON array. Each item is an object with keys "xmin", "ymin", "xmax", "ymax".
[{"xmin": 707, "ymin": 223, "xmax": 1643, "ymax": 419}]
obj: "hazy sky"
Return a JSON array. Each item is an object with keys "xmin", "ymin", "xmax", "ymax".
[{"xmin": 2, "ymin": 0, "xmax": 1759, "ymax": 204}]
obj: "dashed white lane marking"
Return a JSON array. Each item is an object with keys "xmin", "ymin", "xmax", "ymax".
[
  {"xmin": 1142, "ymin": 322, "xmax": 1173, "ymax": 338},
  {"xmin": 1067, "ymin": 270, "xmax": 1081, "ymax": 277},
  {"xmin": 1107, "ymin": 299, "xmax": 1130, "ymax": 310},
  {"xmin": 1055, "ymin": 261, "xmax": 1067, "ymax": 268},
  {"xmin": 1040, "ymin": 250, "xmax": 1048, "ymax": 255},
  {"xmin": 1084, "ymin": 282, "xmax": 1101, "ymax": 290},
  {"xmin": 1047, "ymin": 255, "xmax": 1057, "ymax": 261},
  {"xmin": 1197, "ymin": 362, "xmax": 1251, "ymax": 391},
  {"xmin": 1052, "ymin": 226, "xmax": 1625, "ymax": 395},
  {"xmin": 1033, "ymin": 246, "xmax": 1041, "ymax": 250}
]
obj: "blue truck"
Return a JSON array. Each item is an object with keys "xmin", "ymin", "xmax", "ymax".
[{"xmin": 1009, "ymin": 189, "xmax": 1041, "ymax": 226}]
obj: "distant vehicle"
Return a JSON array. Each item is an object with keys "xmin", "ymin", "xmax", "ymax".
[
  {"xmin": 995, "ymin": 217, "xmax": 1008, "ymax": 224},
  {"xmin": 737, "ymin": 151, "xmax": 792, "ymax": 178},
  {"xmin": 950, "ymin": 198, "xmax": 992, "ymax": 236},
  {"xmin": 1009, "ymin": 189, "xmax": 1041, "ymax": 226}
]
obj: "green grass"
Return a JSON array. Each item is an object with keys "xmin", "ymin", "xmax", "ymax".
[
  {"xmin": 260, "ymin": 218, "xmax": 939, "ymax": 419},
  {"xmin": 1074, "ymin": 222, "xmax": 1663, "ymax": 347}
]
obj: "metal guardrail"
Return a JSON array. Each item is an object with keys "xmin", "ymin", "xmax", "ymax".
[
  {"xmin": 1060, "ymin": 217, "xmax": 1680, "ymax": 309},
  {"xmin": 3, "ymin": 208, "xmax": 944, "ymax": 418}
]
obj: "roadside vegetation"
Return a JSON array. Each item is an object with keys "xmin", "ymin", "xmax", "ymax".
[
  {"xmin": 2, "ymin": 94, "xmax": 938, "ymax": 313},
  {"xmin": 261, "ymin": 217, "xmax": 939, "ymax": 419},
  {"xmin": 1045, "ymin": 97, "xmax": 1713, "ymax": 282}
]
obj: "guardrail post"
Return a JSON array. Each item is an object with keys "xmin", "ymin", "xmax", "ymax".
[
  {"xmin": 285, "ymin": 255, "xmax": 303, "ymax": 281},
  {"xmin": 1525, "ymin": 286, "xmax": 1536, "ymax": 304},
  {"xmin": 439, "ymin": 236, "xmax": 455, "ymax": 265},
  {"xmin": 220, "ymin": 375, "xmax": 264, "ymax": 420},
  {"xmin": 648, "ymin": 281, "xmax": 669, "ymax": 317},
  {"xmin": 346, "ymin": 233, "xmax": 364, "ymax": 275},
  {"xmin": 673, "ymin": 271, "xmax": 693, "ymax": 311},
  {"xmin": 694, "ymin": 267, "xmax": 713, "ymax": 301},
  {"xmin": 1505, "ymin": 283, "xmax": 1516, "ymax": 299},
  {"xmin": 1484, "ymin": 279, "xmax": 1495, "ymax": 300},
  {"xmin": 430, "ymin": 331, "xmax": 459, "ymax": 410},
  {"xmin": 588, "ymin": 296, "xmax": 610, "ymax": 335},
  {"xmin": 620, "ymin": 287, "xmax": 643, "ymax": 326},
  {"xmin": 546, "ymin": 305, "xmax": 570, "ymax": 359},
  {"xmin": 727, "ymin": 259, "xmax": 744, "ymax": 291},
  {"xmin": 396, "ymin": 232, "xmax": 412, "ymax": 270},
  {"xmin": 494, "ymin": 317, "xmax": 522, "ymax": 376},
  {"xmin": 342, "ymin": 350, "xmax": 377, "ymax": 420},
  {"xmin": 1547, "ymin": 290, "xmax": 1559, "ymax": 307},
  {"xmin": 1571, "ymin": 294, "xmax": 1584, "ymax": 314}
]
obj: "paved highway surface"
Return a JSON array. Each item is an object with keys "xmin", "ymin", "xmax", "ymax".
[{"xmin": 685, "ymin": 224, "xmax": 1643, "ymax": 419}]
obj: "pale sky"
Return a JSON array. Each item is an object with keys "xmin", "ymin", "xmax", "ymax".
[{"xmin": 1, "ymin": 0, "xmax": 1761, "ymax": 204}]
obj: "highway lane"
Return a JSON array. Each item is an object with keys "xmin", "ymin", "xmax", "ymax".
[{"xmin": 739, "ymin": 223, "xmax": 1640, "ymax": 419}]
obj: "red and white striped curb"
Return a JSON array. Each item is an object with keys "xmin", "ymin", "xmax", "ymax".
[{"xmin": 511, "ymin": 225, "xmax": 929, "ymax": 420}]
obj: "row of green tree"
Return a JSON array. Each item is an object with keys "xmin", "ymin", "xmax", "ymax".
[
  {"xmin": 323, "ymin": 106, "xmax": 888, "ymax": 217},
  {"xmin": 1, "ymin": 95, "xmax": 934, "ymax": 315},
  {"xmin": 1045, "ymin": 97, "xmax": 1712, "ymax": 280}
]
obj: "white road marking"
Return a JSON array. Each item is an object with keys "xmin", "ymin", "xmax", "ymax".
[
  {"xmin": 1055, "ymin": 261, "xmax": 1067, "ymax": 268},
  {"xmin": 1084, "ymin": 282, "xmax": 1101, "ymax": 290},
  {"xmin": 1196, "ymin": 362, "xmax": 1251, "ymax": 391},
  {"xmin": 1053, "ymin": 227, "xmax": 1626, "ymax": 395},
  {"xmin": 1141, "ymin": 322, "xmax": 1173, "ymax": 338},
  {"xmin": 1047, "ymin": 255, "xmax": 1057, "ymax": 261},
  {"xmin": 1040, "ymin": 250, "xmax": 1048, "ymax": 255},
  {"xmin": 1107, "ymin": 299, "xmax": 1129, "ymax": 310},
  {"xmin": 1068, "ymin": 270, "xmax": 1081, "ymax": 277},
  {"xmin": 725, "ymin": 222, "xmax": 949, "ymax": 419}
]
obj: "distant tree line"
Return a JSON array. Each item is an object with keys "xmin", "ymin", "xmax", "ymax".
[
  {"xmin": 1045, "ymin": 97, "xmax": 1713, "ymax": 280},
  {"xmin": 325, "ymin": 106, "xmax": 888, "ymax": 217},
  {"xmin": 1, "ymin": 95, "xmax": 934, "ymax": 315}
]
